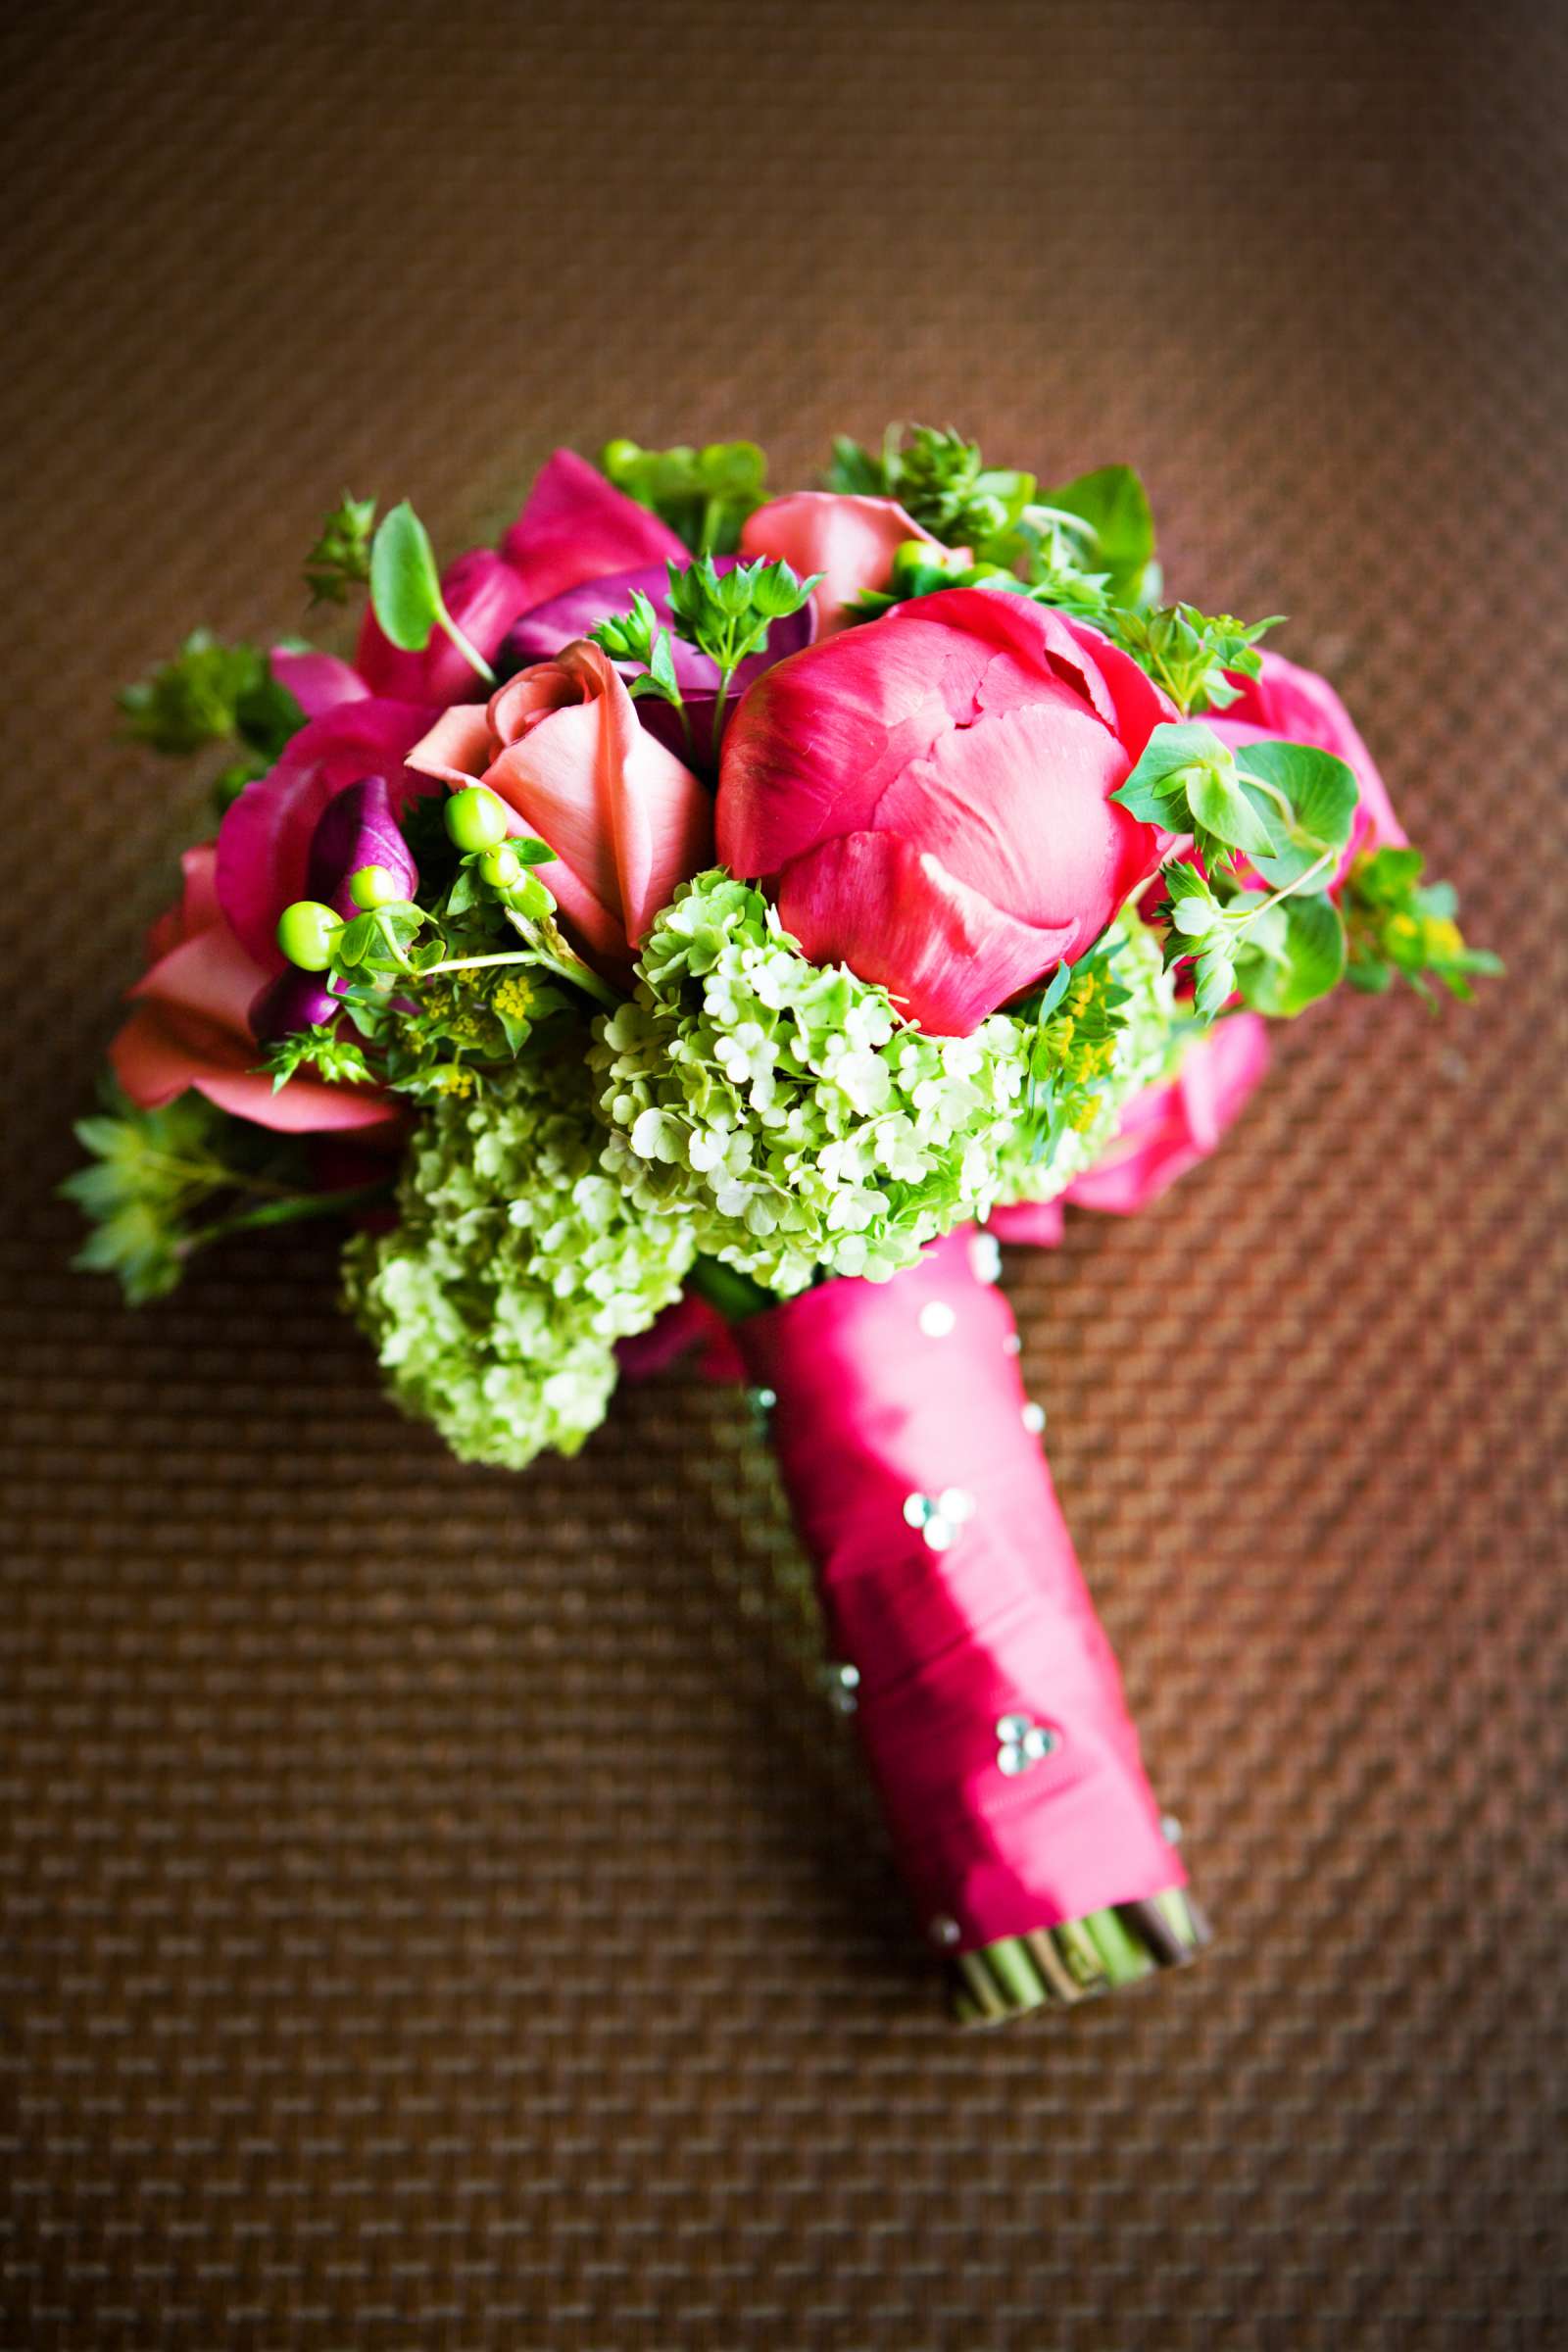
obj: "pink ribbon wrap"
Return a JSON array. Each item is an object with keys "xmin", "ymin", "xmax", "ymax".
[{"xmin": 736, "ymin": 1227, "xmax": 1184, "ymax": 1950}]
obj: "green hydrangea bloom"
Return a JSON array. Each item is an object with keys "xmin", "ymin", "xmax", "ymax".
[
  {"xmin": 592, "ymin": 871, "xmax": 1170, "ymax": 1297},
  {"xmin": 343, "ymin": 1050, "xmax": 696, "ymax": 1470}
]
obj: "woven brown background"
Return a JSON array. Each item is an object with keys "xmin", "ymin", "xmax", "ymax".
[{"xmin": 3, "ymin": 1, "xmax": 1565, "ymax": 2344}]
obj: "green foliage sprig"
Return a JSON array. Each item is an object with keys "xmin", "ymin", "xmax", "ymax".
[
  {"xmin": 833, "ymin": 425, "xmax": 1290, "ymax": 719},
  {"xmin": 588, "ymin": 588, "xmax": 691, "ymax": 748},
  {"xmin": 1109, "ymin": 605, "xmax": 1281, "ymax": 717},
  {"xmin": 587, "ymin": 556, "xmax": 822, "ymax": 758},
  {"xmin": 1116, "ymin": 721, "xmax": 1361, "ymax": 1018},
  {"xmin": 1344, "ymin": 848, "xmax": 1501, "ymax": 1002},
  {"xmin": 828, "ymin": 423, "xmax": 1036, "ymax": 551},
  {"xmin": 1012, "ymin": 944, "xmax": 1137, "ymax": 1166},
  {"xmin": 62, "ymin": 1083, "xmax": 387, "ymax": 1304},
  {"xmin": 304, "ymin": 492, "xmax": 377, "ymax": 605},
  {"xmin": 599, "ymin": 437, "xmax": 768, "ymax": 555},
  {"xmin": 665, "ymin": 552, "xmax": 819, "ymax": 673},
  {"xmin": 119, "ymin": 632, "xmax": 305, "ymax": 761}
]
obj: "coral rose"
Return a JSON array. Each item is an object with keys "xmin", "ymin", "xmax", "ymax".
[{"xmin": 408, "ymin": 643, "xmax": 711, "ymax": 968}]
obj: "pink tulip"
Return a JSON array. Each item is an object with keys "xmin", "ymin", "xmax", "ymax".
[
  {"xmin": 409, "ymin": 642, "xmax": 711, "ymax": 967},
  {"xmin": 355, "ymin": 450, "xmax": 686, "ymax": 708},
  {"xmin": 718, "ymin": 588, "xmax": 1175, "ymax": 1035},
  {"xmin": 740, "ymin": 490, "xmax": 951, "ymax": 633},
  {"xmin": 216, "ymin": 698, "xmax": 438, "ymax": 972},
  {"xmin": 111, "ymin": 847, "xmax": 397, "ymax": 1135},
  {"xmin": 1208, "ymin": 648, "xmax": 1406, "ymax": 879}
]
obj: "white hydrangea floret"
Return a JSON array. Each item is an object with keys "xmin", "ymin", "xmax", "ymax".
[{"xmin": 590, "ymin": 871, "xmax": 1045, "ymax": 1296}]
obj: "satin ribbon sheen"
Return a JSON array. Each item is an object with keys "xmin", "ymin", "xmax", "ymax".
[{"xmin": 737, "ymin": 1227, "xmax": 1184, "ymax": 1950}]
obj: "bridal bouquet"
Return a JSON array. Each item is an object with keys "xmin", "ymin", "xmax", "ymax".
[{"xmin": 72, "ymin": 427, "xmax": 1494, "ymax": 2023}]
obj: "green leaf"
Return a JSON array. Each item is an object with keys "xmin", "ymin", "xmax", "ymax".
[
  {"xmin": 1113, "ymin": 721, "xmax": 1225, "ymax": 825},
  {"xmin": 1238, "ymin": 740, "xmax": 1359, "ymax": 886},
  {"xmin": 1114, "ymin": 721, "xmax": 1277, "ymax": 862},
  {"xmin": 599, "ymin": 438, "xmax": 768, "ymax": 554},
  {"xmin": 369, "ymin": 500, "xmax": 445, "ymax": 652},
  {"xmin": 824, "ymin": 434, "xmax": 888, "ymax": 496},
  {"xmin": 1236, "ymin": 892, "xmax": 1347, "ymax": 1016},
  {"xmin": 1186, "ymin": 752, "xmax": 1283, "ymax": 862},
  {"xmin": 1038, "ymin": 466, "xmax": 1156, "ymax": 605}
]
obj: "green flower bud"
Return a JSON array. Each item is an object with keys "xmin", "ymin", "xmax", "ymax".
[
  {"xmin": 445, "ymin": 786, "xmax": 511, "ymax": 853},
  {"xmin": 276, "ymin": 900, "xmax": 342, "ymax": 971}
]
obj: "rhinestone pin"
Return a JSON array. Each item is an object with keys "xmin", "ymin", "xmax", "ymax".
[
  {"xmin": 903, "ymin": 1489, "xmax": 976, "ymax": 1551},
  {"xmin": 823, "ymin": 1661, "xmax": 861, "ymax": 1714},
  {"xmin": 917, "ymin": 1299, "xmax": 957, "ymax": 1339},
  {"xmin": 996, "ymin": 1712, "xmax": 1060, "ymax": 1776},
  {"xmin": 968, "ymin": 1233, "xmax": 1003, "ymax": 1285}
]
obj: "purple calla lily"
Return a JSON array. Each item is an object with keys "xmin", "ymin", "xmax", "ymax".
[
  {"xmin": 249, "ymin": 967, "xmax": 345, "ymax": 1045},
  {"xmin": 305, "ymin": 776, "xmax": 418, "ymax": 920}
]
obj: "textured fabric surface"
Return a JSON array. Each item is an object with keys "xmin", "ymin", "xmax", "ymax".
[{"xmin": 2, "ymin": 2, "xmax": 1564, "ymax": 2345}]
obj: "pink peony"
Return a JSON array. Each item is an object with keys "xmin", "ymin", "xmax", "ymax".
[
  {"xmin": 408, "ymin": 643, "xmax": 711, "ymax": 968},
  {"xmin": 111, "ymin": 847, "xmax": 397, "ymax": 1134},
  {"xmin": 739, "ymin": 490, "xmax": 951, "ymax": 633},
  {"xmin": 717, "ymin": 587, "xmax": 1175, "ymax": 1035}
]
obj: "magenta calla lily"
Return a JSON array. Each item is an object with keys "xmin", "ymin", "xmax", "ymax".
[
  {"xmin": 354, "ymin": 450, "xmax": 688, "ymax": 708},
  {"xmin": 111, "ymin": 847, "xmax": 397, "ymax": 1135},
  {"xmin": 269, "ymin": 646, "xmax": 369, "ymax": 720},
  {"xmin": 718, "ymin": 588, "xmax": 1175, "ymax": 1035},
  {"xmin": 248, "ymin": 967, "xmax": 345, "ymax": 1047},
  {"xmin": 216, "ymin": 699, "xmax": 437, "ymax": 973}
]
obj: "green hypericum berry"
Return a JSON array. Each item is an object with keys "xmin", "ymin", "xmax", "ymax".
[
  {"xmin": 891, "ymin": 538, "xmax": 962, "ymax": 590},
  {"xmin": 600, "ymin": 437, "xmax": 642, "ymax": 479},
  {"xmin": 276, "ymin": 900, "xmax": 343, "ymax": 971},
  {"xmin": 348, "ymin": 863, "xmax": 401, "ymax": 910},
  {"xmin": 445, "ymin": 786, "xmax": 510, "ymax": 852},
  {"xmin": 478, "ymin": 845, "xmax": 521, "ymax": 891}
]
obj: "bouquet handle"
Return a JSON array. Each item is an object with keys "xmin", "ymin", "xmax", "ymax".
[{"xmin": 736, "ymin": 1227, "xmax": 1206, "ymax": 2023}]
